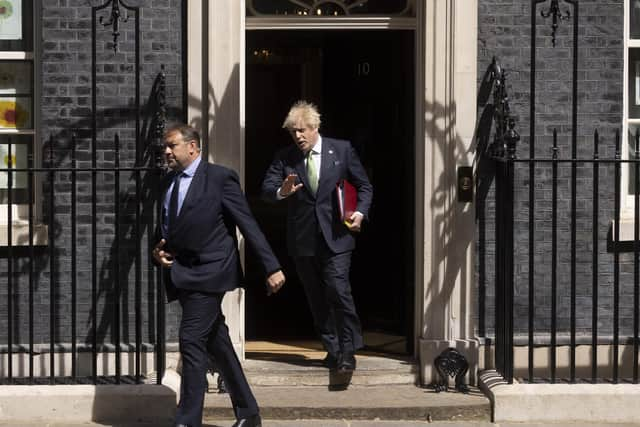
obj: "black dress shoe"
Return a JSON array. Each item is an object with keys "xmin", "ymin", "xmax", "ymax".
[
  {"xmin": 322, "ymin": 352, "xmax": 340, "ymax": 369},
  {"xmin": 232, "ymin": 414, "xmax": 262, "ymax": 427},
  {"xmin": 338, "ymin": 353, "xmax": 356, "ymax": 373}
]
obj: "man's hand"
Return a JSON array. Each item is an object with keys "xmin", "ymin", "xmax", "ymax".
[
  {"xmin": 280, "ymin": 174, "xmax": 303, "ymax": 197},
  {"xmin": 152, "ymin": 239, "xmax": 175, "ymax": 268},
  {"xmin": 266, "ymin": 270, "xmax": 285, "ymax": 295},
  {"xmin": 345, "ymin": 212, "xmax": 364, "ymax": 232}
]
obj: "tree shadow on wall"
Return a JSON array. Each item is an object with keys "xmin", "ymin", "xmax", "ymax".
[
  {"xmin": 473, "ymin": 60, "xmax": 502, "ymax": 339},
  {"xmin": 85, "ymin": 70, "xmax": 178, "ymax": 357},
  {"xmin": 421, "ymin": 60, "xmax": 499, "ymax": 344},
  {"xmin": 7, "ymin": 69, "xmax": 182, "ymax": 377}
]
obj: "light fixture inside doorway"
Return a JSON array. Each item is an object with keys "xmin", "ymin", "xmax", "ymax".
[{"xmin": 246, "ymin": 0, "xmax": 415, "ymax": 17}]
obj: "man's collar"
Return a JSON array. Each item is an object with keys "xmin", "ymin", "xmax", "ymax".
[
  {"xmin": 181, "ymin": 155, "xmax": 201, "ymax": 177},
  {"xmin": 311, "ymin": 135, "xmax": 322, "ymax": 154}
]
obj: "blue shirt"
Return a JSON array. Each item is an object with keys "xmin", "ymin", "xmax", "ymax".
[{"xmin": 162, "ymin": 155, "xmax": 201, "ymax": 237}]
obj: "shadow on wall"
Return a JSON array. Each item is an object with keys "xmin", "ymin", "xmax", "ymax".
[
  {"xmin": 3, "ymin": 70, "xmax": 182, "ymax": 374},
  {"xmin": 421, "ymin": 59, "xmax": 499, "ymax": 344},
  {"xmin": 187, "ymin": 64, "xmax": 242, "ymax": 172}
]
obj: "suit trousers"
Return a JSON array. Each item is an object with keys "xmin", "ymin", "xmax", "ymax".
[
  {"xmin": 294, "ymin": 244, "xmax": 363, "ymax": 358},
  {"xmin": 176, "ymin": 290, "xmax": 258, "ymax": 427}
]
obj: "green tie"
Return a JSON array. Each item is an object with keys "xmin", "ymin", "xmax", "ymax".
[{"xmin": 306, "ymin": 149, "xmax": 318, "ymax": 194}]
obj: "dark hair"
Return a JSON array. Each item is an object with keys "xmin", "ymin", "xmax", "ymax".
[{"xmin": 164, "ymin": 123, "xmax": 201, "ymax": 148}]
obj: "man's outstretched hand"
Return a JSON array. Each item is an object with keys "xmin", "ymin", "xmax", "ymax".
[
  {"xmin": 280, "ymin": 174, "xmax": 303, "ymax": 197},
  {"xmin": 266, "ymin": 270, "xmax": 285, "ymax": 295}
]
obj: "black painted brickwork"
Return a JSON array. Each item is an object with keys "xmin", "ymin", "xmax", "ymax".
[
  {"xmin": 0, "ymin": 0, "xmax": 184, "ymax": 352},
  {"xmin": 477, "ymin": 0, "xmax": 628, "ymax": 340}
]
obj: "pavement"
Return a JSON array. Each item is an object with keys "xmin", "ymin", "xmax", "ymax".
[
  {"xmin": 4, "ymin": 345, "xmax": 639, "ymax": 427},
  {"xmin": 3, "ymin": 422, "xmax": 640, "ymax": 426}
]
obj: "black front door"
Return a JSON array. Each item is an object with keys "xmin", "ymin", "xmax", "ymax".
[{"xmin": 244, "ymin": 30, "xmax": 415, "ymax": 354}]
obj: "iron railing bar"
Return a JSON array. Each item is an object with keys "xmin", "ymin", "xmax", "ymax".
[
  {"xmin": 499, "ymin": 169, "xmax": 505, "ymax": 378},
  {"xmin": 156, "ymin": 171, "xmax": 166, "ymax": 384},
  {"xmin": 134, "ymin": 5, "xmax": 142, "ymax": 384},
  {"xmin": 7, "ymin": 137, "xmax": 13, "ymax": 383},
  {"xmin": 48, "ymin": 137, "xmax": 55, "ymax": 384},
  {"xmin": 201, "ymin": 0, "xmax": 209, "ymax": 159},
  {"xmin": 551, "ymin": 129, "xmax": 558, "ymax": 383},
  {"xmin": 635, "ymin": 129, "xmax": 639, "ymax": 384},
  {"xmin": 506, "ymin": 158, "xmax": 515, "ymax": 383},
  {"xmin": 0, "ymin": 167, "xmax": 159, "ymax": 172},
  {"xmin": 528, "ymin": 153, "xmax": 535, "ymax": 383},
  {"xmin": 71, "ymin": 133, "xmax": 77, "ymax": 379},
  {"xmin": 568, "ymin": 0, "xmax": 579, "ymax": 384},
  {"xmin": 528, "ymin": 0, "xmax": 540, "ymax": 380},
  {"xmin": 592, "ymin": 130, "xmax": 599, "ymax": 383},
  {"xmin": 91, "ymin": 5, "xmax": 99, "ymax": 385},
  {"xmin": 501, "ymin": 158, "xmax": 640, "ymax": 163},
  {"xmin": 495, "ymin": 160, "xmax": 504, "ymax": 378},
  {"xmin": 114, "ymin": 134, "xmax": 121, "ymax": 384},
  {"xmin": 28, "ymin": 139, "xmax": 34, "ymax": 383},
  {"xmin": 478, "ymin": 188, "xmax": 486, "ymax": 338},
  {"xmin": 614, "ymin": 130, "xmax": 621, "ymax": 384}
]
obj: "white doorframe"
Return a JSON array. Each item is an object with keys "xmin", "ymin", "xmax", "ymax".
[
  {"xmin": 187, "ymin": 0, "xmax": 247, "ymax": 357},
  {"xmin": 186, "ymin": 2, "xmax": 480, "ymax": 381}
]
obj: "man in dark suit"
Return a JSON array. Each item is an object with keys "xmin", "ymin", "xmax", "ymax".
[
  {"xmin": 261, "ymin": 101, "xmax": 373, "ymax": 375},
  {"xmin": 153, "ymin": 124, "xmax": 284, "ymax": 427}
]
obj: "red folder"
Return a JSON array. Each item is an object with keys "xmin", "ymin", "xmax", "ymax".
[{"xmin": 336, "ymin": 179, "xmax": 357, "ymax": 223}]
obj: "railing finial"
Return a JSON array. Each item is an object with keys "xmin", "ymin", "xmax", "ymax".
[
  {"xmin": 99, "ymin": 0, "xmax": 130, "ymax": 53},
  {"xmin": 540, "ymin": 0, "xmax": 571, "ymax": 47}
]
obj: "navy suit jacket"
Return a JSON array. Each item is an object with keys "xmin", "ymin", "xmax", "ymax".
[
  {"xmin": 261, "ymin": 137, "xmax": 373, "ymax": 257},
  {"xmin": 161, "ymin": 160, "xmax": 281, "ymax": 302}
]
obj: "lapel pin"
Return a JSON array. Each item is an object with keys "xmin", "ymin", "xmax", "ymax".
[{"xmin": 328, "ymin": 149, "xmax": 334, "ymax": 154}]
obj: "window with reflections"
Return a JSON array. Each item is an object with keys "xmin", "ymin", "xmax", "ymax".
[
  {"xmin": 0, "ymin": 0, "xmax": 33, "ymax": 51},
  {"xmin": 632, "ymin": 0, "xmax": 640, "ymax": 39},
  {"xmin": 247, "ymin": 0, "xmax": 415, "ymax": 17},
  {"xmin": 0, "ymin": 0, "xmax": 35, "ymax": 208},
  {"xmin": 0, "ymin": 134, "xmax": 31, "ymax": 204}
]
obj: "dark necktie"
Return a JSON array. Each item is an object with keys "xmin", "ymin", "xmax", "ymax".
[{"xmin": 168, "ymin": 172, "xmax": 182, "ymax": 232}]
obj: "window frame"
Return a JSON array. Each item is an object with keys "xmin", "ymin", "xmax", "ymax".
[
  {"xmin": 624, "ymin": 0, "xmax": 638, "ymax": 215},
  {"xmin": 0, "ymin": 0, "xmax": 45, "ymax": 246}
]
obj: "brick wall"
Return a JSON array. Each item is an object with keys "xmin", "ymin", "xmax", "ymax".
[
  {"xmin": 0, "ymin": 0, "xmax": 184, "ymax": 354},
  {"xmin": 477, "ymin": 0, "xmax": 625, "ymax": 340}
]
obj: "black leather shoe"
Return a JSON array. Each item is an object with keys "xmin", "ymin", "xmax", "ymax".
[
  {"xmin": 338, "ymin": 353, "xmax": 356, "ymax": 373},
  {"xmin": 232, "ymin": 414, "xmax": 262, "ymax": 427},
  {"xmin": 322, "ymin": 352, "xmax": 340, "ymax": 369}
]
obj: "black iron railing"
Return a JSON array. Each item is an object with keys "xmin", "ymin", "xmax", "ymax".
[
  {"xmin": 479, "ymin": 0, "xmax": 640, "ymax": 385},
  {"xmin": 489, "ymin": 126, "xmax": 640, "ymax": 385},
  {"xmin": 0, "ymin": 131, "xmax": 164, "ymax": 385},
  {"xmin": 0, "ymin": 0, "xmax": 168, "ymax": 385}
]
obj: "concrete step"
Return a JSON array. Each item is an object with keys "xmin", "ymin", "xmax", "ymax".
[
  {"xmin": 203, "ymin": 385, "xmax": 491, "ymax": 422},
  {"xmin": 237, "ymin": 354, "xmax": 418, "ymax": 387},
  {"xmin": 203, "ymin": 355, "xmax": 490, "ymax": 422}
]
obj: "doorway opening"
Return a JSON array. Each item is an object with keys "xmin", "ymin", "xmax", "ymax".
[{"xmin": 244, "ymin": 30, "xmax": 415, "ymax": 356}]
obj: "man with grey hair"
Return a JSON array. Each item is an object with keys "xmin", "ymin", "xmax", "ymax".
[
  {"xmin": 153, "ymin": 124, "xmax": 284, "ymax": 427},
  {"xmin": 261, "ymin": 100, "xmax": 373, "ymax": 377}
]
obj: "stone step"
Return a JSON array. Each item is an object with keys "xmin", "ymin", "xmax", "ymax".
[
  {"xmin": 235, "ymin": 354, "xmax": 418, "ymax": 387},
  {"xmin": 203, "ymin": 385, "xmax": 491, "ymax": 422},
  {"xmin": 203, "ymin": 355, "xmax": 490, "ymax": 422}
]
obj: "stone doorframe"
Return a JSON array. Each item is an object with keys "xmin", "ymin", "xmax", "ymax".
[
  {"xmin": 185, "ymin": 0, "xmax": 479, "ymax": 385},
  {"xmin": 417, "ymin": 0, "xmax": 479, "ymax": 385}
]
